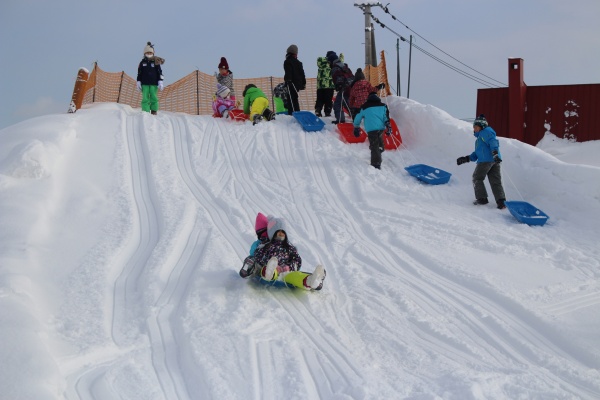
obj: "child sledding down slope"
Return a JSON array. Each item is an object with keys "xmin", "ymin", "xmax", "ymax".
[{"xmin": 240, "ymin": 214, "xmax": 326, "ymax": 290}]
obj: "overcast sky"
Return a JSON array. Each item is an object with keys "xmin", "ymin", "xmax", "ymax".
[{"xmin": 1, "ymin": 0, "xmax": 599, "ymax": 129}]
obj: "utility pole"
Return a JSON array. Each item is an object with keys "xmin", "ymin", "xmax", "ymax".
[
  {"xmin": 396, "ymin": 38, "xmax": 401, "ymax": 96},
  {"xmin": 407, "ymin": 35, "xmax": 413, "ymax": 99},
  {"xmin": 354, "ymin": 2, "xmax": 381, "ymax": 67}
]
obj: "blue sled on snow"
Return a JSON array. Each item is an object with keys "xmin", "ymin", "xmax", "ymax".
[
  {"xmin": 404, "ymin": 164, "xmax": 452, "ymax": 185},
  {"xmin": 505, "ymin": 201, "xmax": 549, "ymax": 226},
  {"xmin": 256, "ymin": 276, "xmax": 297, "ymax": 289},
  {"xmin": 293, "ymin": 111, "xmax": 325, "ymax": 132}
]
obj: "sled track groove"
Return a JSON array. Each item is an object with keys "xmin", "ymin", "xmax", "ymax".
[
  {"xmin": 170, "ymin": 116, "xmax": 249, "ymax": 257},
  {"xmin": 112, "ymin": 115, "xmax": 161, "ymax": 342},
  {"xmin": 296, "ymin": 126, "xmax": 600, "ymax": 398},
  {"xmin": 542, "ymin": 291, "xmax": 600, "ymax": 317},
  {"xmin": 145, "ymin": 219, "xmax": 209, "ymax": 399}
]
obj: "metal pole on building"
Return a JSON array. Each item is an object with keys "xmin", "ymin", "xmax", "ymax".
[
  {"xmin": 407, "ymin": 35, "xmax": 413, "ymax": 99},
  {"xmin": 396, "ymin": 38, "xmax": 401, "ymax": 96}
]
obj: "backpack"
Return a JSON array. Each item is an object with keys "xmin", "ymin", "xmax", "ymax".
[
  {"xmin": 334, "ymin": 64, "xmax": 354, "ymax": 91},
  {"xmin": 273, "ymin": 82, "xmax": 290, "ymax": 107}
]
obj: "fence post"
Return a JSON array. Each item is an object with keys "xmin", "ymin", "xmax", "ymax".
[
  {"xmin": 68, "ymin": 67, "xmax": 90, "ymax": 113},
  {"xmin": 116, "ymin": 71, "xmax": 124, "ymax": 104},
  {"xmin": 270, "ymin": 76, "xmax": 274, "ymax": 112}
]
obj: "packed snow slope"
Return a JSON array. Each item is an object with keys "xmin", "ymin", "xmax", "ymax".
[{"xmin": 1, "ymin": 98, "xmax": 599, "ymax": 400}]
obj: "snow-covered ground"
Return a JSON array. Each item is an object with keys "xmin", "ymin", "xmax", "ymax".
[{"xmin": 1, "ymin": 97, "xmax": 599, "ymax": 399}]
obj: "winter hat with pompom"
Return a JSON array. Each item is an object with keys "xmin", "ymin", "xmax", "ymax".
[
  {"xmin": 216, "ymin": 83, "xmax": 230, "ymax": 99},
  {"xmin": 218, "ymin": 57, "xmax": 229, "ymax": 70},
  {"xmin": 144, "ymin": 42, "xmax": 155, "ymax": 55},
  {"xmin": 354, "ymin": 68, "xmax": 365, "ymax": 81},
  {"xmin": 473, "ymin": 114, "xmax": 488, "ymax": 129}
]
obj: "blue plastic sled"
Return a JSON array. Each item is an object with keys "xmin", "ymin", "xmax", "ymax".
[
  {"xmin": 257, "ymin": 277, "xmax": 295, "ymax": 289},
  {"xmin": 505, "ymin": 201, "xmax": 549, "ymax": 226},
  {"xmin": 293, "ymin": 111, "xmax": 325, "ymax": 132},
  {"xmin": 404, "ymin": 164, "xmax": 452, "ymax": 185}
]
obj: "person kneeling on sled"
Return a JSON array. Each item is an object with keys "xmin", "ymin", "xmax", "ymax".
[
  {"xmin": 242, "ymin": 84, "xmax": 275, "ymax": 125},
  {"xmin": 456, "ymin": 114, "xmax": 507, "ymax": 209},
  {"xmin": 353, "ymin": 93, "xmax": 391, "ymax": 170},
  {"xmin": 253, "ymin": 218, "xmax": 325, "ymax": 290}
]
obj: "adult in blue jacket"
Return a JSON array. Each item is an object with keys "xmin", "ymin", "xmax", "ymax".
[
  {"xmin": 457, "ymin": 114, "xmax": 506, "ymax": 209},
  {"xmin": 353, "ymin": 93, "xmax": 391, "ymax": 169}
]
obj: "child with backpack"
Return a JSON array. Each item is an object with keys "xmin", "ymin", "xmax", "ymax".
[
  {"xmin": 273, "ymin": 82, "xmax": 289, "ymax": 114},
  {"xmin": 326, "ymin": 51, "xmax": 354, "ymax": 124},
  {"xmin": 242, "ymin": 84, "xmax": 275, "ymax": 125}
]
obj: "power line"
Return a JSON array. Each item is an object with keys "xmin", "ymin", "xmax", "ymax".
[
  {"xmin": 370, "ymin": 14, "xmax": 505, "ymax": 88},
  {"xmin": 370, "ymin": 4, "xmax": 507, "ymax": 87}
]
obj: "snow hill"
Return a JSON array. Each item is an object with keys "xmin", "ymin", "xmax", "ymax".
[{"xmin": 1, "ymin": 98, "xmax": 599, "ymax": 399}]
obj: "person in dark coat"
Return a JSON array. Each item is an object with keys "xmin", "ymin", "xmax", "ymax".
[
  {"xmin": 136, "ymin": 42, "xmax": 164, "ymax": 115},
  {"xmin": 456, "ymin": 114, "xmax": 507, "ymax": 209},
  {"xmin": 327, "ymin": 51, "xmax": 354, "ymax": 123},
  {"xmin": 283, "ymin": 44, "xmax": 306, "ymax": 115}
]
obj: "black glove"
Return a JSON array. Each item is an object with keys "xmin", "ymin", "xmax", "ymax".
[
  {"xmin": 492, "ymin": 150, "xmax": 502, "ymax": 163},
  {"xmin": 353, "ymin": 127, "xmax": 361, "ymax": 138},
  {"xmin": 456, "ymin": 155, "xmax": 470, "ymax": 165},
  {"xmin": 384, "ymin": 122, "xmax": 392, "ymax": 136},
  {"xmin": 377, "ymin": 83, "xmax": 386, "ymax": 90}
]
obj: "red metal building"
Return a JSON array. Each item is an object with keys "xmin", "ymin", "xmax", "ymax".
[{"xmin": 476, "ymin": 58, "xmax": 600, "ymax": 145}]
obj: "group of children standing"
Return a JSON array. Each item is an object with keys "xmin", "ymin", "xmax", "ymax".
[
  {"xmin": 136, "ymin": 42, "xmax": 391, "ymax": 168},
  {"xmin": 137, "ymin": 42, "xmax": 385, "ymax": 126}
]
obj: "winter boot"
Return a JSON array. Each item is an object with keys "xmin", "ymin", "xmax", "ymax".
[
  {"xmin": 252, "ymin": 115, "xmax": 263, "ymax": 126},
  {"xmin": 262, "ymin": 108, "xmax": 275, "ymax": 121},
  {"xmin": 261, "ymin": 257, "xmax": 278, "ymax": 281},
  {"xmin": 304, "ymin": 265, "xmax": 326, "ymax": 290},
  {"xmin": 222, "ymin": 110, "xmax": 229, "ymax": 119},
  {"xmin": 315, "ymin": 111, "xmax": 323, "ymax": 117},
  {"xmin": 151, "ymin": 110, "xmax": 157, "ymax": 115},
  {"xmin": 473, "ymin": 198, "xmax": 489, "ymax": 205},
  {"xmin": 239, "ymin": 256, "xmax": 256, "ymax": 278},
  {"xmin": 497, "ymin": 199, "xmax": 506, "ymax": 209}
]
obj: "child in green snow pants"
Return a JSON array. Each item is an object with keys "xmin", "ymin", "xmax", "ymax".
[{"xmin": 141, "ymin": 85, "xmax": 159, "ymax": 112}]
